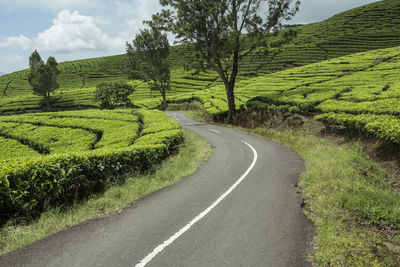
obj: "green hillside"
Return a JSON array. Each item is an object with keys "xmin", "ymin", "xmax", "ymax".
[
  {"xmin": 251, "ymin": 0, "xmax": 400, "ymax": 74},
  {"xmin": 163, "ymin": 45, "xmax": 400, "ymax": 145},
  {"xmin": 1, "ymin": 0, "xmax": 400, "ymax": 113}
]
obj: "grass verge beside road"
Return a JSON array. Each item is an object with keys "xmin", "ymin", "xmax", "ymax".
[
  {"xmin": 180, "ymin": 110, "xmax": 400, "ymax": 266},
  {"xmin": 0, "ymin": 129, "xmax": 211, "ymax": 256},
  {"xmin": 251, "ymin": 127, "xmax": 400, "ymax": 266}
]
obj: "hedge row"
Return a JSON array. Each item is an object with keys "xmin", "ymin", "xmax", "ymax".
[
  {"xmin": 315, "ymin": 112, "xmax": 400, "ymax": 144},
  {"xmin": 0, "ymin": 110, "xmax": 183, "ymax": 219}
]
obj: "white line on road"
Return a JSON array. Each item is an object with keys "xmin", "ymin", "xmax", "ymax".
[
  {"xmin": 209, "ymin": 129, "xmax": 221, "ymax": 134},
  {"xmin": 186, "ymin": 123, "xmax": 195, "ymax": 126},
  {"xmin": 135, "ymin": 141, "xmax": 258, "ymax": 267}
]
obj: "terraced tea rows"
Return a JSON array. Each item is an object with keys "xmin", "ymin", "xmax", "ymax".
[
  {"xmin": 251, "ymin": 0, "xmax": 400, "ymax": 75},
  {"xmin": 0, "ymin": 109, "xmax": 183, "ymax": 218},
  {"xmin": 159, "ymin": 45, "xmax": 400, "ymax": 144},
  {"xmin": 1, "ymin": 0, "xmax": 399, "ymax": 113}
]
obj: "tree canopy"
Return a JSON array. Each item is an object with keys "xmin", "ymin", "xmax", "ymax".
[
  {"xmin": 126, "ymin": 27, "xmax": 171, "ymax": 107},
  {"xmin": 29, "ymin": 50, "xmax": 42, "ymax": 69},
  {"xmin": 93, "ymin": 81, "xmax": 135, "ymax": 109},
  {"xmin": 148, "ymin": 0, "xmax": 300, "ymax": 121},
  {"xmin": 28, "ymin": 51, "xmax": 60, "ymax": 109}
]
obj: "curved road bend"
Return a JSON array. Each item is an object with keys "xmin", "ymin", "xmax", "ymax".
[{"xmin": 0, "ymin": 112, "xmax": 313, "ymax": 267}]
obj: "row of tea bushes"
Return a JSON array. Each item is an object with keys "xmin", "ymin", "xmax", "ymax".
[{"xmin": 0, "ymin": 109, "xmax": 183, "ymax": 219}]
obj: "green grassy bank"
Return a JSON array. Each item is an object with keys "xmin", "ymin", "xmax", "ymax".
[{"xmin": 252, "ymin": 126, "xmax": 400, "ymax": 266}]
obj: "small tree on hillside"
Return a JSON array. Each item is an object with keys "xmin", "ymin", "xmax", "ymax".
[
  {"xmin": 126, "ymin": 27, "xmax": 170, "ymax": 108},
  {"xmin": 28, "ymin": 51, "xmax": 60, "ymax": 109},
  {"xmin": 29, "ymin": 49, "xmax": 42, "ymax": 69},
  {"xmin": 93, "ymin": 81, "xmax": 135, "ymax": 109},
  {"xmin": 147, "ymin": 0, "xmax": 300, "ymax": 121}
]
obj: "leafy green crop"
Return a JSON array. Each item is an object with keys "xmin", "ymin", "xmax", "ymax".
[
  {"xmin": 0, "ymin": 109, "xmax": 183, "ymax": 219},
  {"xmin": 1, "ymin": 0, "xmax": 400, "ymax": 113}
]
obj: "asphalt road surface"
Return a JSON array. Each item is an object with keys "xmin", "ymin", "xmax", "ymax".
[{"xmin": 0, "ymin": 113, "xmax": 313, "ymax": 267}]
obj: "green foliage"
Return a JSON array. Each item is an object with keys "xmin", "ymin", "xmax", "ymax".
[
  {"xmin": 2, "ymin": 0, "xmax": 400, "ymax": 113},
  {"xmin": 125, "ymin": 42, "xmax": 141, "ymax": 80},
  {"xmin": 0, "ymin": 136, "xmax": 40, "ymax": 162},
  {"xmin": 127, "ymin": 28, "xmax": 170, "ymax": 105},
  {"xmin": 148, "ymin": 0, "xmax": 300, "ymax": 120},
  {"xmin": 251, "ymin": 127, "xmax": 400, "ymax": 266},
  {"xmin": 29, "ymin": 50, "xmax": 42, "ymax": 70},
  {"xmin": 246, "ymin": 100, "xmax": 270, "ymax": 112},
  {"xmin": 0, "ymin": 129, "xmax": 210, "ymax": 256},
  {"xmin": 341, "ymin": 189, "xmax": 400, "ymax": 228},
  {"xmin": 1, "ymin": 2, "xmax": 400, "ymax": 145},
  {"xmin": 246, "ymin": 100, "xmax": 299, "ymax": 116},
  {"xmin": 93, "ymin": 82, "xmax": 135, "ymax": 109},
  {"xmin": 27, "ymin": 52, "xmax": 60, "ymax": 107},
  {"xmin": 0, "ymin": 109, "xmax": 183, "ymax": 219},
  {"xmin": 315, "ymin": 113, "xmax": 400, "ymax": 144},
  {"xmin": 0, "ymin": 121, "xmax": 96, "ymax": 155},
  {"xmin": 170, "ymin": 45, "xmax": 400, "ymax": 144},
  {"xmin": 0, "ymin": 109, "xmax": 141, "ymax": 152}
]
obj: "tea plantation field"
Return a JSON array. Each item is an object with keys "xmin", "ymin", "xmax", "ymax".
[
  {"xmin": 0, "ymin": 109, "xmax": 183, "ymax": 219},
  {"xmin": 0, "ymin": 0, "xmax": 400, "ymax": 113},
  {"xmin": 161, "ymin": 45, "xmax": 400, "ymax": 145}
]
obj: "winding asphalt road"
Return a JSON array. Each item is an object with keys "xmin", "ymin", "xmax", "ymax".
[{"xmin": 0, "ymin": 113, "xmax": 312, "ymax": 266}]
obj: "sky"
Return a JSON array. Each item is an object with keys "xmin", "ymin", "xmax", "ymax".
[{"xmin": 0, "ymin": 0, "xmax": 380, "ymax": 74}]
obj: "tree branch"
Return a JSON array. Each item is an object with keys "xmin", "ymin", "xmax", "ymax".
[
  {"xmin": 239, "ymin": 0, "xmax": 253, "ymax": 33},
  {"xmin": 238, "ymin": 43, "xmax": 258, "ymax": 60}
]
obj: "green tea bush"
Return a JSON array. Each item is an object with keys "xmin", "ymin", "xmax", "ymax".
[
  {"xmin": 316, "ymin": 113, "xmax": 400, "ymax": 143},
  {"xmin": 0, "ymin": 109, "xmax": 183, "ymax": 219}
]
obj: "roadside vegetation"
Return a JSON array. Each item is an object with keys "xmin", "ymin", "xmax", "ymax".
[
  {"xmin": 181, "ymin": 109, "xmax": 400, "ymax": 266},
  {"xmin": 1, "ymin": 0, "xmax": 400, "ymax": 265},
  {"xmin": 0, "ymin": 129, "xmax": 211, "ymax": 256},
  {"xmin": 252, "ymin": 126, "xmax": 400, "ymax": 266},
  {"xmin": 167, "ymin": 45, "xmax": 400, "ymax": 145},
  {"xmin": 0, "ymin": 109, "xmax": 182, "ymax": 221}
]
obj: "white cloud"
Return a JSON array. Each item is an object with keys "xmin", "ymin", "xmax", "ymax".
[
  {"xmin": 0, "ymin": 10, "xmax": 127, "ymax": 54},
  {"xmin": 34, "ymin": 10, "xmax": 123, "ymax": 52},
  {"xmin": 113, "ymin": 0, "xmax": 166, "ymax": 42},
  {"xmin": 0, "ymin": 35, "xmax": 32, "ymax": 50}
]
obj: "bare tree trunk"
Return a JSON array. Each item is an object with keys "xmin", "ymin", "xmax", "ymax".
[
  {"xmin": 226, "ymin": 45, "xmax": 240, "ymax": 123},
  {"xmin": 161, "ymin": 88, "xmax": 167, "ymax": 110},
  {"xmin": 225, "ymin": 83, "xmax": 236, "ymax": 123},
  {"xmin": 217, "ymin": 68, "xmax": 237, "ymax": 123}
]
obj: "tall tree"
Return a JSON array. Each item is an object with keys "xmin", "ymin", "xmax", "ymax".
[
  {"xmin": 28, "ymin": 51, "xmax": 60, "ymax": 109},
  {"xmin": 126, "ymin": 27, "xmax": 170, "ymax": 107},
  {"xmin": 29, "ymin": 49, "xmax": 42, "ymax": 69},
  {"xmin": 148, "ymin": 0, "xmax": 300, "ymax": 121}
]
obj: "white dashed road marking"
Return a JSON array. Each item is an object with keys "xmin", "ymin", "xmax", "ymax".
[{"xmin": 209, "ymin": 129, "xmax": 221, "ymax": 134}]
